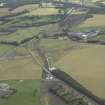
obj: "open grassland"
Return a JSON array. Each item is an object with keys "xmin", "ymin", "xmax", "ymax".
[
  {"xmin": 56, "ymin": 45, "xmax": 105, "ymax": 99},
  {"xmin": 0, "ymin": 21, "xmax": 62, "ymax": 42},
  {"xmin": 0, "ymin": 27, "xmax": 40, "ymax": 42},
  {"xmin": 0, "ymin": 4, "xmax": 105, "ymax": 101},
  {"xmin": 0, "ymin": 8, "xmax": 10, "ymax": 16},
  {"xmin": 29, "ymin": 8, "xmax": 59, "ymax": 16},
  {"xmin": 0, "ymin": 23, "xmax": 59, "ymax": 44},
  {"xmin": 12, "ymin": 4, "xmax": 59, "ymax": 16},
  {"xmin": 40, "ymin": 39, "xmax": 84, "ymax": 62},
  {"xmin": 0, "ymin": 39, "xmax": 83, "ymax": 80},
  {"xmin": 0, "ymin": 38, "xmax": 85, "ymax": 105},
  {"xmin": 0, "ymin": 80, "xmax": 40, "ymax": 105},
  {"xmin": 0, "ymin": 6, "xmax": 60, "ymax": 37},
  {"xmin": 77, "ymin": 15, "xmax": 105, "ymax": 29},
  {"xmin": 12, "ymin": 4, "xmax": 38, "ymax": 13},
  {"xmin": 0, "ymin": 57, "xmax": 41, "ymax": 80},
  {"xmin": 0, "ymin": 45, "xmax": 14, "ymax": 55}
]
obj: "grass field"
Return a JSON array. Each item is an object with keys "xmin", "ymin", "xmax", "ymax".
[
  {"xmin": 0, "ymin": 20, "xmax": 59, "ymax": 42},
  {"xmin": 76, "ymin": 15, "xmax": 105, "ymax": 30},
  {"xmin": 0, "ymin": 45, "xmax": 14, "ymax": 55},
  {"xmin": 0, "ymin": 27, "xmax": 41, "ymax": 42},
  {"xmin": 12, "ymin": 4, "xmax": 59, "ymax": 16},
  {"xmin": 40, "ymin": 39, "xmax": 84, "ymax": 62},
  {"xmin": 0, "ymin": 57, "xmax": 41, "ymax": 80},
  {"xmin": 29, "ymin": 8, "xmax": 59, "ymax": 16},
  {"xmin": 56, "ymin": 45, "xmax": 105, "ymax": 99},
  {"xmin": 0, "ymin": 3, "xmax": 105, "ymax": 102},
  {"xmin": 0, "ymin": 5, "xmax": 70, "ymax": 105},
  {"xmin": 12, "ymin": 4, "xmax": 38, "ymax": 13},
  {"xmin": 80, "ymin": 15, "xmax": 105, "ymax": 27},
  {"xmin": 0, "ymin": 39, "xmax": 83, "ymax": 80},
  {"xmin": 0, "ymin": 8, "xmax": 10, "ymax": 16},
  {"xmin": 0, "ymin": 80, "xmax": 40, "ymax": 105}
]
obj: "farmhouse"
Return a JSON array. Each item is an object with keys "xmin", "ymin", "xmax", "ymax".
[{"xmin": 68, "ymin": 31, "xmax": 100, "ymax": 41}]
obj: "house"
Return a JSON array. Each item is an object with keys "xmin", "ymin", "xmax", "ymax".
[{"xmin": 68, "ymin": 31, "xmax": 100, "ymax": 42}]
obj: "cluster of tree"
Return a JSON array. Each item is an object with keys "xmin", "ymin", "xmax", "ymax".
[
  {"xmin": 0, "ymin": 40, "xmax": 19, "ymax": 46},
  {"xmin": 20, "ymin": 35, "xmax": 37, "ymax": 44},
  {"xmin": 0, "ymin": 10, "xmax": 29, "ymax": 19},
  {"xmin": 13, "ymin": 21, "xmax": 60, "ymax": 28},
  {"xmin": 87, "ymin": 39, "xmax": 105, "ymax": 45},
  {"xmin": 94, "ymin": 0, "xmax": 105, "ymax": 7},
  {"xmin": 0, "ymin": 35, "xmax": 37, "ymax": 46},
  {"xmin": 89, "ymin": 7, "xmax": 105, "ymax": 14},
  {"xmin": 49, "ymin": 84, "xmax": 88, "ymax": 105},
  {"xmin": 0, "ymin": 28, "xmax": 17, "ymax": 33},
  {"xmin": 0, "ymin": 14, "xmax": 63, "ymax": 31},
  {"xmin": 59, "ymin": 13, "xmax": 93, "ymax": 30}
]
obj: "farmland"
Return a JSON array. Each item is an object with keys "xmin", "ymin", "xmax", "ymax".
[
  {"xmin": 0, "ymin": 80, "xmax": 40, "ymax": 105},
  {"xmin": 0, "ymin": 0, "xmax": 105, "ymax": 104},
  {"xmin": 0, "ymin": 7, "xmax": 62, "ymax": 43},
  {"xmin": 79, "ymin": 15, "xmax": 105, "ymax": 28},
  {"xmin": 0, "ymin": 8, "xmax": 10, "ymax": 17},
  {"xmin": 0, "ymin": 39, "xmax": 83, "ymax": 80},
  {"xmin": 0, "ymin": 57, "xmax": 41, "ymax": 80},
  {"xmin": 56, "ymin": 45, "xmax": 105, "ymax": 98},
  {"xmin": 0, "ymin": 45, "xmax": 13, "ymax": 55},
  {"xmin": 29, "ymin": 7, "xmax": 59, "ymax": 16},
  {"xmin": 1, "ymin": 38, "xmax": 105, "ymax": 99},
  {"xmin": 75, "ymin": 15, "xmax": 105, "ymax": 31}
]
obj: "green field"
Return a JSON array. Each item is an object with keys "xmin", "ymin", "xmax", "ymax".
[
  {"xmin": 0, "ymin": 2, "xmax": 105, "ymax": 103},
  {"xmin": 0, "ymin": 38, "xmax": 81, "ymax": 105},
  {"xmin": 0, "ymin": 80, "xmax": 40, "ymax": 105},
  {"xmin": 12, "ymin": 4, "xmax": 38, "ymax": 13},
  {"xmin": 79, "ymin": 15, "xmax": 105, "ymax": 28},
  {"xmin": 29, "ymin": 8, "xmax": 59, "ymax": 16},
  {"xmin": 56, "ymin": 45, "xmax": 105, "ymax": 99},
  {"xmin": 0, "ymin": 6, "xmax": 61, "ymax": 43},
  {"xmin": 0, "ymin": 56, "xmax": 41, "ymax": 80},
  {"xmin": 0, "ymin": 45, "xmax": 14, "ymax": 55},
  {"xmin": 11, "ymin": 4, "xmax": 59, "ymax": 16},
  {"xmin": 0, "ymin": 39, "xmax": 82, "ymax": 80},
  {"xmin": 75, "ymin": 14, "xmax": 105, "ymax": 31},
  {"xmin": 0, "ymin": 5, "xmax": 61, "ymax": 105},
  {"xmin": 0, "ymin": 36, "xmax": 105, "ymax": 100},
  {"xmin": 0, "ymin": 28, "xmax": 39, "ymax": 42}
]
